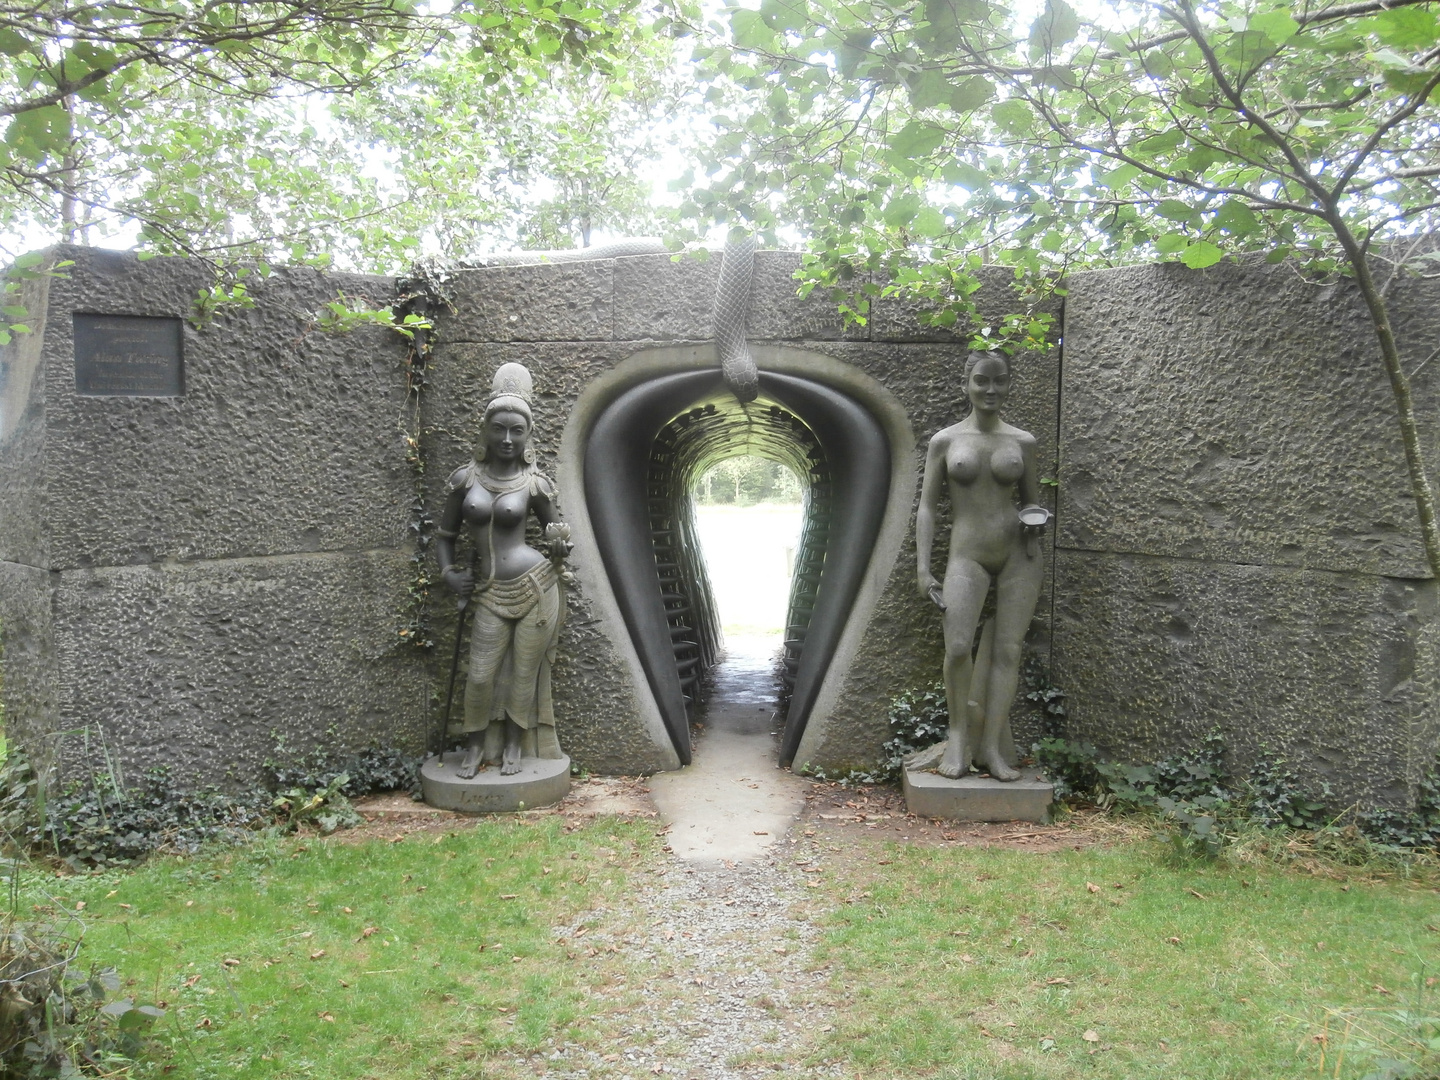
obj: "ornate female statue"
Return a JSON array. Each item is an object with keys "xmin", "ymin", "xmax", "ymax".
[
  {"xmin": 915, "ymin": 351, "xmax": 1050, "ymax": 782},
  {"xmin": 436, "ymin": 363, "xmax": 572, "ymax": 778}
]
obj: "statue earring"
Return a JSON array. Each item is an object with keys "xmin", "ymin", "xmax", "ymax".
[
  {"xmin": 475, "ymin": 444, "xmax": 488, "ymax": 462},
  {"xmin": 523, "ymin": 446, "xmax": 535, "ymax": 465}
]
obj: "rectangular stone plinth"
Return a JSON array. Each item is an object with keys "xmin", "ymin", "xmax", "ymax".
[{"xmin": 903, "ymin": 767, "xmax": 1054, "ymax": 823}]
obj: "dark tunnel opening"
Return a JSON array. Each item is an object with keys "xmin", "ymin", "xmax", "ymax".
[
  {"xmin": 584, "ymin": 369, "xmax": 891, "ymax": 767},
  {"xmin": 645, "ymin": 397, "xmax": 832, "ymax": 727}
]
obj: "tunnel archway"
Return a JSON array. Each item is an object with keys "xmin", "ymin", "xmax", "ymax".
[{"xmin": 584, "ymin": 368, "xmax": 891, "ymax": 767}]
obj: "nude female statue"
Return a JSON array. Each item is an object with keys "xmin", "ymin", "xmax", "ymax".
[
  {"xmin": 915, "ymin": 351, "xmax": 1049, "ymax": 782},
  {"xmin": 436, "ymin": 363, "xmax": 572, "ymax": 778}
]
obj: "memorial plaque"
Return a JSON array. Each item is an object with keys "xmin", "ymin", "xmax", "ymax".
[{"xmin": 73, "ymin": 314, "xmax": 183, "ymax": 397}]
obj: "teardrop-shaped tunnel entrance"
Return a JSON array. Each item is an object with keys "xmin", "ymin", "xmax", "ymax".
[{"xmin": 584, "ymin": 369, "xmax": 891, "ymax": 767}]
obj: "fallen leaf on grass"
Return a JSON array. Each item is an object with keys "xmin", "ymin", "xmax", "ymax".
[
  {"xmin": 318, "ymin": 1012, "xmax": 334, "ymax": 1022},
  {"xmin": 1374, "ymin": 985, "xmax": 1392, "ymax": 994},
  {"xmin": 1186, "ymin": 889, "xmax": 1207, "ymax": 900},
  {"xmin": 222, "ymin": 959, "xmax": 240, "ymax": 968},
  {"xmin": 602, "ymin": 1053, "xmax": 620, "ymax": 1062},
  {"xmin": 356, "ymin": 927, "xmax": 379, "ymax": 941},
  {"xmin": 1085, "ymin": 882, "xmax": 1100, "ymax": 894},
  {"xmin": 1046, "ymin": 977, "xmax": 1070, "ymax": 986},
  {"xmin": 1083, "ymin": 1030, "xmax": 1100, "ymax": 1043},
  {"xmin": 310, "ymin": 950, "xmax": 326, "ymax": 961},
  {"xmin": 960, "ymin": 954, "xmax": 975, "ymax": 963},
  {"xmin": 1166, "ymin": 937, "xmax": 1182, "ymax": 946},
  {"xmin": 499, "ymin": 894, "xmax": 518, "ymax": 900}
]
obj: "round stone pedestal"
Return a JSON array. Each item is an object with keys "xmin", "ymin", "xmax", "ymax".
[{"xmin": 420, "ymin": 753, "xmax": 571, "ymax": 813}]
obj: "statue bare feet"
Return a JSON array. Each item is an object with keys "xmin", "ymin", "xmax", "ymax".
[
  {"xmin": 978, "ymin": 749, "xmax": 1021, "ymax": 782},
  {"xmin": 500, "ymin": 725, "xmax": 523, "ymax": 776},
  {"xmin": 457, "ymin": 736, "xmax": 484, "ymax": 780},
  {"xmin": 937, "ymin": 736, "xmax": 970, "ymax": 779}
]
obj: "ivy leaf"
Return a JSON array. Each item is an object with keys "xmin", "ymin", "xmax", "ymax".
[
  {"xmin": 1180, "ymin": 240, "xmax": 1224, "ymax": 268},
  {"xmin": 991, "ymin": 98, "xmax": 1032, "ymax": 134},
  {"xmin": 949, "ymin": 75, "xmax": 993, "ymax": 112},
  {"xmin": 888, "ymin": 120, "xmax": 948, "ymax": 158},
  {"xmin": 1029, "ymin": 0, "xmax": 1079, "ymax": 59},
  {"xmin": 1213, "ymin": 200, "xmax": 1259, "ymax": 235}
]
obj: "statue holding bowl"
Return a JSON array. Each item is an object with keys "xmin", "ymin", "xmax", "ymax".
[{"xmin": 915, "ymin": 351, "xmax": 1050, "ymax": 781}]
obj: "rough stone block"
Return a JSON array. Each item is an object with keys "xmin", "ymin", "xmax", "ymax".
[
  {"xmin": 746, "ymin": 251, "xmax": 864, "ymax": 341},
  {"xmin": 50, "ymin": 550, "xmax": 426, "ymax": 790},
  {"xmin": 442, "ymin": 262, "xmax": 613, "ymax": 343},
  {"xmin": 903, "ymin": 767, "xmax": 1054, "ymax": 822},
  {"xmin": 1051, "ymin": 549, "xmax": 1439, "ymax": 807},
  {"xmin": 1060, "ymin": 261, "xmax": 1438, "ymax": 578},
  {"xmin": 38, "ymin": 248, "xmax": 411, "ymax": 568},
  {"xmin": 613, "ymin": 252, "xmax": 720, "ymax": 341},
  {"xmin": 0, "ymin": 268, "xmax": 52, "ymax": 567},
  {"xmin": 0, "ymin": 561, "xmax": 56, "ymax": 750}
]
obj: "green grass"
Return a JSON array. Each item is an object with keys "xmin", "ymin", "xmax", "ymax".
[
  {"xmin": 37, "ymin": 818, "xmax": 655, "ymax": 1079},
  {"xmin": 806, "ymin": 835, "xmax": 1440, "ymax": 1079}
]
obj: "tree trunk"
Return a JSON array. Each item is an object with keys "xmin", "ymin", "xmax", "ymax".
[{"xmin": 1336, "ymin": 223, "xmax": 1440, "ymax": 579}]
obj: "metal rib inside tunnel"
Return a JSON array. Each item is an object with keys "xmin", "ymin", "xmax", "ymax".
[{"xmin": 583, "ymin": 369, "xmax": 891, "ymax": 767}]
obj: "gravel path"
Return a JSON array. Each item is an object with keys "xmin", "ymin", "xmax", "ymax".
[{"xmin": 537, "ymin": 638, "xmax": 842, "ymax": 1078}]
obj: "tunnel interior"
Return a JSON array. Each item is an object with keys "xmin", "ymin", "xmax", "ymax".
[
  {"xmin": 644, "ymin": 395, "xmax": 832, "ymax": 727},
  {"xmin": 584, "ymin": 368, "xmax": 892, "ymax": 768}
]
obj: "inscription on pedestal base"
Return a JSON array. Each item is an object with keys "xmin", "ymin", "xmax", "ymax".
[
  {"xmin": 902, "ymin": 767, "xmax": 1054, "ymax": 823},
  {"xmin": 421, "ymin": 753, "xmax": 570, "ymax": 813}
]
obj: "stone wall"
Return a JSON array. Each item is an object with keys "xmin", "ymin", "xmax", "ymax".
[
  {"xmin": 0, "ymin": 246, "xmax": 425, "ymax": 787},
  {"xmin": 3, "ymin": 243, "xmax": 1436, "ymax": 810},
  {"xmin": 1054, "ymin": 260, "xmax": 1440, "ymax": 807},
  {"xmin": 420, "ymin": 254, "xmax": 1049, "ymax": 774}
]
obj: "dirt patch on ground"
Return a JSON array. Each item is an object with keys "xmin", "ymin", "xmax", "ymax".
[
  {"xmin": 344, "ymin": 774, "xmax": 1128, "ymax": 854},
  {"xmin": 343, "ymin": 776, "xmax": 660, "ymax": 844},
  {"xmin": 793, "ymin": 778, "xmax": 1129, "ymax": 853}
]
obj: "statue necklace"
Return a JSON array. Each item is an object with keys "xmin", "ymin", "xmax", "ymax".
[{"xmin": 472, "ymin": 462, "xmax": 532, "ymax": 592}]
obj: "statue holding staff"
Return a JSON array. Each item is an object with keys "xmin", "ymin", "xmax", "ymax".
[{"xmin": 435, "ymin": 362, "xmax": 572, "ymax": 778}]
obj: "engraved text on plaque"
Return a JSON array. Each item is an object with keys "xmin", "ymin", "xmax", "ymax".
[{"xmin": 74, "ymin": 314, "xmax": 184, "ymax": 397}]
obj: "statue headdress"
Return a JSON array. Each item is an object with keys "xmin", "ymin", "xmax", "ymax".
[
  {"xmin": 471, "ymin": 362, "xmax": 540, "ymax": 469},
  {"xmin": 484, "ymin": 362, "xmax": 533, "ymax": 426}
]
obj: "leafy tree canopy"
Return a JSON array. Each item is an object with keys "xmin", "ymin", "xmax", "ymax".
[
  {"xmin": 678, "ymin": 0, "xmax": 1440, "ymax": 573},
  {"xmin": 0, "ymin": 0, "xmax": 692, "ymax": 267}
]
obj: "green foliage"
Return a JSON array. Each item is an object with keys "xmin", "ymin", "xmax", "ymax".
[
  {"xmin": 806, "ymin": 683, "xmax": 950, "ymax": 784},
  {"xmin": 0, "ymin": 935, "xmax": 163, "ymax": 1079},
  {"xmin": 682, "ymin": 0, "xmax": 1440, "ymax": 578},
  {"xmin": 0, "ymin": 740, "xmax": 418, "ymax": 870},
  {"xmin": 272, "ymin": 773, "xmax": 363, "ymax": 836},
  {"xmin": 308, "ymin": 291, "xmax": 433, "ymax": 340},
  {"xmin": 1361, "ymin": 758, "xmax": 1440, "ymax": 851},
  {"xmin": 266, "ymin": 740, "xmax": 421, "ymax": 801},
  {"xmin": 693, "ymin": 456, "xmax": 802, "ymax": 506},
  {"xmin": 0, "ymin": 0, "xmax": 693, "ymax": 271},
  {"xmin": 1035, "ymin": 732, "xmax": 1342, "ymax": 857}
]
